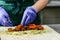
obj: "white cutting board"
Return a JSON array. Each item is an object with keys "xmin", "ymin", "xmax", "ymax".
[{"xmin": 0, "ymin": 25, "xmax": 60, "ymax": 40}]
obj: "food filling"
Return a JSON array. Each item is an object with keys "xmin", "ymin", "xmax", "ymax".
[{"xmin": 8, "ymin": 24, "xmax": 44, "ymax": 32}]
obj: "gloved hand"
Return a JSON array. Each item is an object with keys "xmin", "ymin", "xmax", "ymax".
[
  {"xmin": 0, "ymin": 7, "xmax": 13, "ymax": 26},
  {"xmin": 21, "ymin": 6, "xmax": 37, "ymax": 26}
]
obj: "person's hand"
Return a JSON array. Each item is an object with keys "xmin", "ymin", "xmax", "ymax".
[
  {"xmin": 21, "ymin": 6, "xmax": 37, "ymax": 26},
  {"xmin": 0, "ymin": 7, "xmax": 13, "ymax": 26}
]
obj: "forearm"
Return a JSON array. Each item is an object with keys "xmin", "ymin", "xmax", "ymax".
[{"xmin": 32, "ymin": 0, "xmax": 48, "ymax": 13}]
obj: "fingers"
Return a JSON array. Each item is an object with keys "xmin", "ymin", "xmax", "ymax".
[
  {"xmin": 3, "ymin": 15, "xmax": 10, "ymax": 23},
  {"xmin": 21, "ymin": 14, "xmax": 27, "ymax": 26},
  {"xmin": 4, "ymin": 22, "xmax": 13, "ymax": 26},
  {"xmin": 25, "ymin": 16, "xmax": 31, "ymax": 25},
  {"xmin": 4, "ymin": 16, "xmax": 13, "ymax": 26},
  {"xmin": 1, "ymin": 15, "xmax": 13, "ymax": 26}
]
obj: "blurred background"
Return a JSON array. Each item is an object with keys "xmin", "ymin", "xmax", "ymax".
[{"xmin": 37, "ymin": 0, "xmax": 60, "ymax": 24}]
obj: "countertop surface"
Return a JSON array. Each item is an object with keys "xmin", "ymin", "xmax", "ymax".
[{"xmin": 0, "ymin": 25, "xmax": 60, "ymax": 40}]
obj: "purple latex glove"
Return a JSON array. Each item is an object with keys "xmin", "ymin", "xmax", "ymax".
[
  {"xmin": 21, "ymin": 6, "xmax": 37, "ymax": 26},
  {"xmin": 0, "ymin": 7, "xmax": 13, "ymax": 26}
]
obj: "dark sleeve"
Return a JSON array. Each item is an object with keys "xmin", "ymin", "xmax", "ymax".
[{"xmin": 17, "ymin": 0, "xmax": 23, "ymax": 3}]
